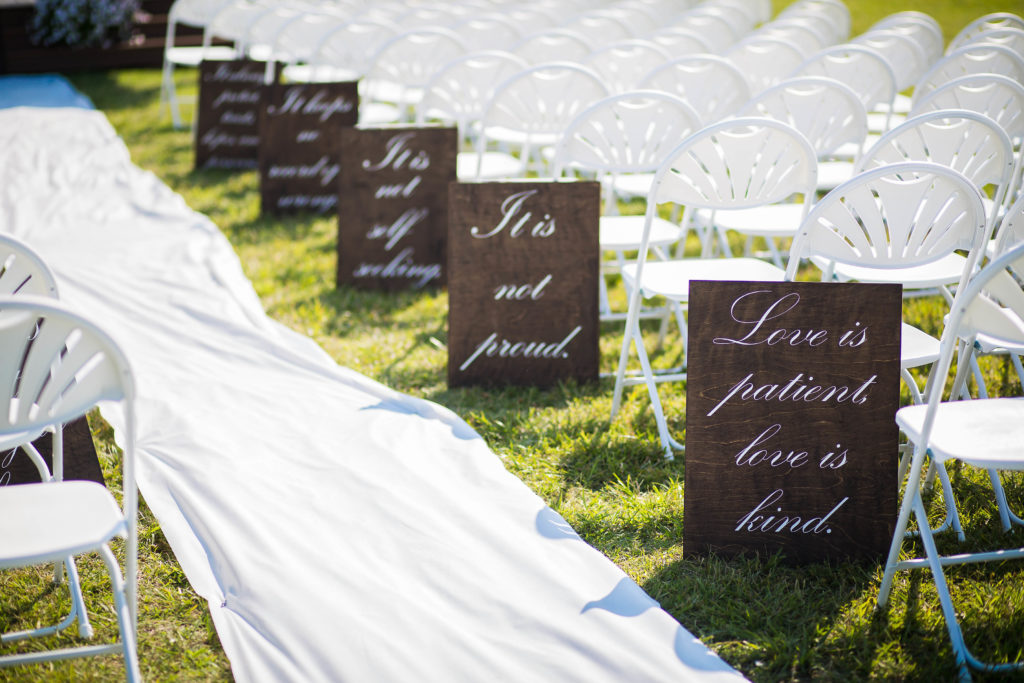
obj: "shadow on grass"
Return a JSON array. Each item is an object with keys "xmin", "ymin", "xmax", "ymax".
[{"xmin": 67, "ymin": 69, "xmax": 159, "ymax": 112}]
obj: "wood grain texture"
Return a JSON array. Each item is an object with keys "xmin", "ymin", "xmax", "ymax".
[
  {"xmin": 194, "ymin": 59, "xmax": 265, "ymax": 170},
  {"xmin": 448, "ymin": 180, "xmax": 600, "ymax": 387},
  {"xmin": 684, "ymin": 281, "xmax": 901, "ymax": 563},
  {"xmin": 1, "ymin": 417, "xmax": 104, "ymax": 487},
  {"xmin": 337, "ymin": 126, "xmax": 457, "ymax": 290},
  {"xmin": 259, "ymin": 81, "xmax": 358, "ymax": 215}
]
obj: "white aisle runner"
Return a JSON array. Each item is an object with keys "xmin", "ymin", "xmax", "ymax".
[{"xmin": 0, "ymin": 105, "xmax": 744, "ymax": 682}]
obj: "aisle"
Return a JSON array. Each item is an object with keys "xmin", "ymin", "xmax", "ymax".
[{"xmin": 0, "ymin": 82, "xmax": 744, "ymax": 681}]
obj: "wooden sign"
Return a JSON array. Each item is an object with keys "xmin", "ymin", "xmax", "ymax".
[
  {"xmin": 448, "ymin": 180, "xmax": 600, "ymax": 387},
  {"xmin": 194, "ymin": 58, "xmax": 265, "ymax": 170},
  {"xmin": 259, "ymin": 81, "xmax": 358, "ymax": 215},
  {"xmin": 684, "ymin": 281, "xmax": 901, "ymax": 563},
  {"xmin": 0, "ymin": 417, "xmax": 104, "ymax": 487},
  {"xmin": 337, "ymin": 126, "xmax": 457, "ymax": 290}
]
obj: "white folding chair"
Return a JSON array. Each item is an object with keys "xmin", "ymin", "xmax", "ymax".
[
  {"xmin": 645, "ymin": 27, "xmax": 716, "ymax": 57},
  {"xmin": 878, "ymin": 240, "xmax": 1024, "ymax": 681},
  {"xmin": 451, "ymin": 13, "xmax": 522, "ymax": 51},
  {"xmin": 610, "ymin": 118, "xmax": 818, "ymax": 457},
  {"xmin": 913, "ymin": 44, "xmax": 1024, "ymax": 106},
  {"xmin": 670, "ymin": 10, "xmax": 742, "ymax": 53},
  {"xmin": 724, "ymin": 35, "xmax": 806, "ymax": 96},
  {"xmin": 948, "ymin": 11, "xmax": 1024, "ymax": 52},
  {"xmin": 705, "ymin": 75, "xmax": 868, "ymax": 265},
  {"xmin": 551, "ymin": 91, "xmax": 703, "ymax": 323},
  {"xmin": 956, "ymin": 27, "xmax": 1024, "ymax": 59},
  {"xmin": 638, "ymin": 54, "xmax": 750, "ymax": 124},
  {"xmin": 509, "ymin": 29, "xmax": 594, "ymax": 65},
  {"xmin": 476, "ymin": 62, "xmax": 609, "ymax": 177},
  {"xmin": 416, "ymin": 50, "xmax": 529, "ymax": 181},
  {"xmin": 561, "ymin": 9, "xmax": 633, "ymax": 45},
  {"xmin": 870, "ymin": 11, "xmax": 944, "ymax": 65},
  {"xmin": 777, "ymin": 0, "xmax": 851, "ymax": 45},
  {"xmin": 0, "ymin": 297, "xmax": 140, "ymax": 681},
  {"xmin": 583, "ymin": 40, "xmax": 672, "ymax": 95}
]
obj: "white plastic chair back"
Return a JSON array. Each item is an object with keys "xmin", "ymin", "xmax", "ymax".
[
  {"xmin": 855, "ymin": 110, "xmax": 1016, "ymax": 229},
  {"xmin": 583, "ymin": 40, "xmax": 672, "ymax": 94},
  {"xmin": 792, "ymin": 44, "xmax": 897, "ymax": 116},
  {"xmin": 755, "ymin": 18, "xmax": 832, "ymax": 58},
  {"xmin": 0, "ymin": 234, "xmax": 59, "ymax": 299},
  {"xmin": 785, "ymin": 162, "xmax": 988, "ymax": 281},
  {"xmin": 417, "ymin": 51, "xmax": 529, "ymax": 131},
  {"xmin": 552, "ymin": 91, "xmax": 703, "ymax": 177},
  {"xmin": 909, "ymin": 74, "xmax": 1024, "ymax": 142},
  {"xmin": 725, "ymin": 36, "xmax": 807, "ymax": 95},
  {"xmin": 510, "ymin": 29, "xmax": 594, "ymax": 65},
  {"xmin": 778, "ymin": 0, "xmax": 851, "ymax": 44},
  {"xmin": 561, "ymin": 10, "xmax": 632, "ymax": 44},
  {"xmin": 452, "ymin": 14, "xmax": 522, "ymax": 51},
  {"xmin": 306, "ymin": 18, "xmax": 399, "ymax": 82},
  {"xmin": 913, "ymin": 44, "xmax": 1024, "ymax": 103},
  {"xmin": 957, "ymin": 27, "xmax": 1024, "ymax": 59},
  {"xmin": 853, "ymin": 29, "xmax": 930, "ymax": 91},
  {"xmin": 651, "ymin": 117, "xmax": 818, "ymax": 210},
  {"xmin": 395, "ymin": 4, "xmax": 468, "ymax": 28},
  {"xmin": 639, "ymin": 54, "xmax": 749, "ymax": 123},
  {"xmin": 870, "ymin": 11, "xmax": 944, "ymax": 64},
  {"xmin": 363, "ymin": 28, "xmax": 468, "ymax": 114},
  {"xmin": 949, "ymin": 12, "xmax": 1024, "ymax": 52},
  {"xmin": 671, "ymin": 11, "xmax": 740, "ymax": 53},
  {"xmin": 646, "ymin": 27, "xmax": 715, "ymax": 57},
  {"xmin": 269, "ymin": 8, "xmax": 351, "ymax": 65},
  {"xmin": 737, "ymin": 76, "xmax": 867, "ymax": 158}
]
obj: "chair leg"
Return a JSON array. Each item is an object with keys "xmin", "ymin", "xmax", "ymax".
[{"xmin": 99, "ymin": 544, "xmax": 141, "ymax": 683}]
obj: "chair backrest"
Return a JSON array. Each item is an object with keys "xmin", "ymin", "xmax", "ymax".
[
  {"xmin": 913, "ymin": 44, "xmax": 1024, "ymax": 103},
  {"xmin": 949, "ymin": 12, "xmax": 1024, "ymax": 52},
  {"xmin": 909, "ymin": 74, "xmax": 1024, "ymax": 141},
  {"xmin": 583, "ymin": 39, "xmax": 672, "ymax": 94},
  {"xmin": 777, "ymin": 0, "xmax": 851, "ymax": 44},
  {"xmin": 451, "ymin": 13, "xmax": 523, "ymax": 51},
  {"xmin": 551, "ymin": 90, "xmax": 702, "ymax": 177},
  {"xmin": 646, "ymin": 26, "xmax": 715, "ymax": 57},
  {"xmin": 792, "ymin": 44, "xmax": 897, "ymax": 114},
  {"xmin": 737, "ymin": 75, "xmax": 867, "ymax": 158},
  {"xmin": 785, "ymin": 162, "xmax": 988, "ymax": 281},
  {"xmin": 479, "ymin": 62, "xmax": 609, "ymax": 136},
  {"xmin": 0, "ymin": 296, "xmax": 135, "ymax": 444},
  {"xmin": 649, "ymin": 117, "xmax": 818, "ymax": 210},
  {"xmin": 0, "ymin": 234, "xmax": 59, "ymax": 299},
  {"xmin": 852, "ymin": 29, "xmax": 930, "ymax": 91},
  {"xmin": 416, "ymin": 51, "xmax": 529, "ymax": 131},
  {"xmin": 561, "ymin": 9, "xmax": 633, "ymax": 44},
  {"xmin": 271, "ymin": 9, "xmax": 351, "ymax": 65},
  {"xmin": 754, "ymin": 19, "xmax": 832, "ymax": 58},
  {"xmin": 957, "ymin": 27, "xmax": 1024, "ymax": 59},
  {"xmin": 855, "ymin": 110, "xmax": 1016, "ymax": 228},
  {"xmin": 510, "ymin": 28, "xmax": 594, "ymax": 64},
  {"xmin": 309, "ymin": 17, "xmax": 399, "ymax": 80},
  {"xmin": 363, "ymin": 28, "xmax": 468, "ymax": 92},
  {"xmin": 671, "ymin": 11, "xmax": 741, "ymax": 53},
  {"xmin": 639, "ymin": 54, "xmax": 750, "ymax": 123},
  {"xmin": 725, "ymin": 36, "xmax": 806, "ymax": 95},
  {"xmin": 992, "ymin": 190, "xmax": 1024, "ymax": 257},
  {"xmin": 870, "ymin": 11, "xmax": 944, "ymax": 64}
]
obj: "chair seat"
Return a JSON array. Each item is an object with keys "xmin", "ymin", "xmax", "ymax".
[
  {"xmin": 0, "ymin": 481, "xmax": 124, "ymax": 567},
  {"xmin": 600, "ymin": 215, "xmax": 681, "ymax": 251},
  {"xmin": 164, "ymin": 45, "xmax": 237, "ymax": 67},
  {"xmin": 622, "ymin": 257, "xmax": 785, "ymax": 300},
  {"xmin": 610, "ymin": 172, "xmax": 655, "ymax": 199},
  {"xmin": 281, "ymin": 63, "xmax": 360, "ymax": 84},
  {"xmin": 0, "ymin": 427, "xmax": 45, "ymax": 451},
  {"xmin": 360, "ymin": 103, "xmax": 401, "ymax": 125},
  {"xmin": 896, "ymin": 397, "xmax": 1024, "ymax": 469},
  {"xmin": 696, "ymin": 203, "xmax": 805, "ymax": 237},
  {"xmin": 820, "ymin": 252, "xmax": 967, "ymax": 290},
  {"xmin": 901, "ymin": 322, "xmax": 940, "ymax": 369},
  {"xmin": 457, "ymin": 151, "xmax": 525, "ymax": 180},
  {"xmin": 481, "ymin": 126, "xmax": 560, "ymax": 148}
]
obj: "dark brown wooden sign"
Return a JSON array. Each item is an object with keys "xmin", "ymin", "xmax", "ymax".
[
  {"xmin": 259, "ymin": 81, "xmax": 358, "ymax": 215},
  {"xmin": 1, "ymin": 417, "xmax": 104, "ymax": 487},
  {"xmin": 194, "ymin": 59, "xmax": 266, "ymax": 170},
  {"xmin": 684, "ymin": 281, "xmax": 901, "ymax": 563},
  {"xmin": 448, "ymin": 180, "xmax": 600, "ymax": 387},
  {"xmin": 337, "ymin": 126, "xmax": 457, "ymax": 290}
]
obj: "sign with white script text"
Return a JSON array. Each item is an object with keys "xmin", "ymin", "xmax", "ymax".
[
  {"xmin": 195, "ymin": 59, "xmax": 266, "ymax": 170},
  {"xmin": 448, "ymin": 180, "xmax": 600, "ymax": 387},
  {"xmin": 259, "ymin": 81, "xmax": 358, "ymax": 215},
  {"xmin": 0, "ymin": 417, "xmax": 104, "ymax": 487},
  {"xmin": 684, "ymin": 281, "xmax": 900, "ymax": 563},
  {"xmin": 337, "ymin": 126, "xmax": 457, "ymax": 290}
]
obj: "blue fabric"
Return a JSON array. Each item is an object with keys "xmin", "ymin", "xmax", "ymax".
[{"xmin": 0, "ymin": 74, "xmax": 94, "ymax": 109}]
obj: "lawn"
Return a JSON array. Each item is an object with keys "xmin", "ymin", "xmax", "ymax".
[{"xmin": 3, "ymin": 1, "xmax": 1023, "ymax": 680}]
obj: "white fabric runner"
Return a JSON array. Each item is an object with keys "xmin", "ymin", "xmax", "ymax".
[{"xmin": 0, "ymin": 104, "xmax": 745, "ymax": 682}]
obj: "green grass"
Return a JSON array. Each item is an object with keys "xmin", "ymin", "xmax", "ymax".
[{"xmin": 3, "ymin": 2, "xmax": 1024, "ymax": 679}]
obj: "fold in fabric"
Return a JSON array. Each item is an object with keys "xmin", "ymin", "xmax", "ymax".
[{"xmin": 0, "ymin": 100, "xmax": 744, "ymax": 682}]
